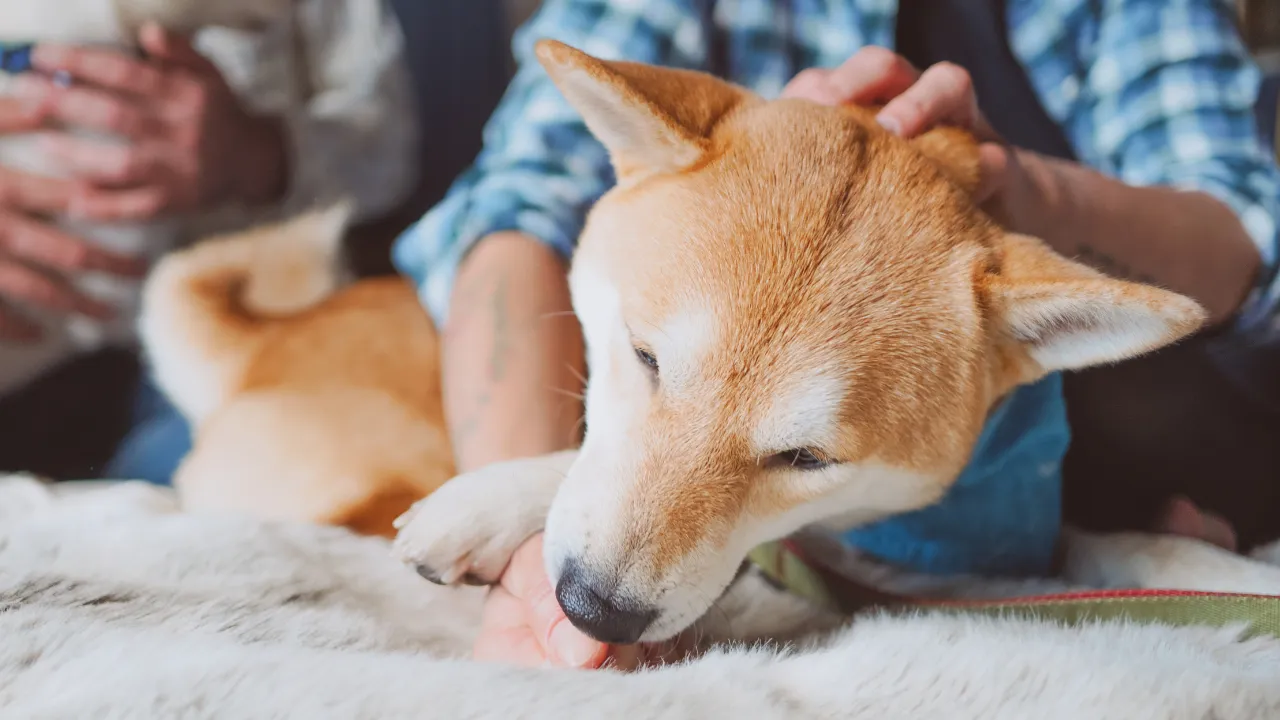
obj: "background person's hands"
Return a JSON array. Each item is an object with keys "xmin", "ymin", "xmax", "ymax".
[
  {"xmin": 0, "ymin": 99, "xmax": 144, "ymax": 341},
  {"xmin": 781, "ymin": 47, "xmax": 1013, "ymax": 203},
  {"xmin": 18, "ymin": 22, "xmax": 288, "ymax": 223}
]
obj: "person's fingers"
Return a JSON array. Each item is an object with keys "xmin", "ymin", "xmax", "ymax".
[
  {"xmin": 499, "ymin": 535, "xmax": 608, "ymax": 669},
  {"xmin": 70, "ymin": 185, "xmax": 170, "ymax": 222},
  {"xmin": 974, "ymin": 142, "xmax": 1012, "ymax": 203},
  {"xmin": 31, "ymin": 43, "xmax": 166, "ymax": 97},
  {"xmin": 875, "ymin": 61, "xmax": 991, "ymax": 139},
  {"xmin": 137, "ymin": 22, "xmax": 222, "ymax": 77},
  {"xmin": 604, "ymin": 643, "xmax": 647, "ymax": 671},
  {"xmin": 0, "ymin": 305, "xmax": 42, "ymax": 342},
  {"xmin": 1155, "ymin": 496, "xmax": 1239, "ymax": 552},
  {"xmin": 0, "ymin": 97, "xmax": 50, "ymax": 134},
  {"xmin": 11, "ymin": 77, "xmax": 154, "ymax": 139},
  {"xmin": 39, "ymin": 134, "xmax": 163, "ymax": 187},
  {"xmin": 782, "ymin": 47, "xmax": 921, "ymax": 108},
  {"xmin": 1201, "ymin": 511, "xmax": 1239, "ymax": 552},
  {"xmin": 0, "ymin": 211, "xmax": 147, "ymax": 277},
  {"xmin": 0, "ymin": 259, "xmax": 113, "ymax": 319},
  {"xmin": 780, "ymin": 68, "xmax": 845, "ymax": 105},
  {"xmin": 827, "ymin": 46, "xmax": 921, "ymax": 106},
  {"xmin": 133, "ymin": 26, "xmax": 226, "ymax": 128},
  {"xmin": 497, "ymin": 533, "xmax": 553, "ymax": 600},
  {"xmin": 472, "ymin": 585, "xmax": 552, "ymax": 666},
  {"xmin": 0, "ymin": 167, "xmax": 76, "ymax": 215}
]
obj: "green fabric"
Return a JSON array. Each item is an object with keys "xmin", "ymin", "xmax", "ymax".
[
  {"xmin": 748, "ymin": 540, "xmax": 1280, "ymax": 639},
  {"xmin": 748, "ymin": 542, "xmax": 839, "ymax": 610},
  {"xmin": 947, "ymin": 595, "xmax": 1280, "ymax": 638}
]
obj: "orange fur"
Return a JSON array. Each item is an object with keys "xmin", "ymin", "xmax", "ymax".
[
  {"xmin": 141, "ymin": 208, "xmax": 453, "ymax": 538},
  {"xmin": 149, "ymin": 37, "xmax": 1205, "ymax": 608},
  {"xmin": 535, "ymin": 40, "xmax": 1205, "ymax": 592}
]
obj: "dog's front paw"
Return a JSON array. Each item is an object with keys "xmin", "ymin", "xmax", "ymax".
[{"xmin": 390, "ymin": 454, "xmax": 570, "ymax": 586}]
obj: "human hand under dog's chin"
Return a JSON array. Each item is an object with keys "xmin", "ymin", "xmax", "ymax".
[
  {"xmin": 473, "ymin": 533, "xmax": 696, "ymax": 671},
  {"xmin": 781, "ymin": 46, "xmax": 1015, "ymax": 206}
]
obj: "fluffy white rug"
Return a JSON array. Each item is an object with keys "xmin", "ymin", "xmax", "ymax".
[{"xmin": 1, "ymin": 476, "xmax": 1278, "ymax": 719}]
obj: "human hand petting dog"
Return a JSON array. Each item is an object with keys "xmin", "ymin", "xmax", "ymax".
[
  {"xmin": 781, "ymin": 46, "xmax": 1012, "ymax": 204},
  {"xmin": 0, "ymin": 99, "xmax": 143, "ymax": 340},
  {"xmin": 18, "ymin": 22, "xmax": 287, "ymax": 221},
  {"xmin": 781, "ymin": 48, "xmax": 1246, "ymax": 552}
]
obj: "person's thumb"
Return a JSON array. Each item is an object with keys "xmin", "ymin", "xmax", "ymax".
[
  {"xmin": 548, "ymin": 617, "xmax": 605, "ymax": 667},
  {"xmin": 974, "ymin": 142, "xmax": 1011, "ymax": 204},
  {"xmin": 138, "ymin": 22, "xmax": 219, "ymax": 75}
]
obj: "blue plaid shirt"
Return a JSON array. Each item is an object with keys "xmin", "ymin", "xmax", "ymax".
[
  {"xmin": 393, "ymin": 0, "xmax": 1280, "ymax": 577},
  {"xmin": 396, "ymin": 0, "xmax": 1280, "ymax": 329}
]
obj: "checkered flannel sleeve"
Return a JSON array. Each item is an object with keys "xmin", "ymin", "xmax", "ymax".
[
  {"xmin": 1022, "ymin": 0, "xmax": 1280, "ymax": 329},
  {"xmin": 393, "ymin": 0, "xmax": 709, "ymax": 327}
]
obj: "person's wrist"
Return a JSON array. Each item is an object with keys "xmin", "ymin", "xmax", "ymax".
[{"xmin": 981, "ymin": 147, "xmax": 1061, "ymax": 241}]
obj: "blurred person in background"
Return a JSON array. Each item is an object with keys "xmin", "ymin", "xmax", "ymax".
[
  {"xmin": 393, "ymin": 0, "xmax": 1280, "ymax": 668},
  {"xmin": 0, "ymin": 0, "xmax": 419, "ymax": 483}
]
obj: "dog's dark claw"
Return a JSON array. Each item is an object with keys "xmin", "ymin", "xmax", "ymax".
[
  {"xmin": 459, "ymin": 572, "xmax": 488, "ymax": 587},
  {"xmin": 415, "ymin": 565, "xmax": 446, "ymax": 585}
]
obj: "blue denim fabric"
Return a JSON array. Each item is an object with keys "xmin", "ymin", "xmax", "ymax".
[
  {"xmin": 841, "ymin": 374, "xmax": 1069, "ymax": 577},
  {"xmin": 103, "ymin": 377, "xmax": 191, "ymax": 486}
]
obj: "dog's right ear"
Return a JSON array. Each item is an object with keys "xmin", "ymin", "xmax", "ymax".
[
  {"xmin": 535, "ymin": 39, "xmax": 748, "ymax": 184},
  {"xmin": 983, "ymin": 233, "xmax": 1207, "ymax": 378}
]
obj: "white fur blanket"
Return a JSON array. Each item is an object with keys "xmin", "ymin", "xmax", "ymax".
[{"xmin": 1, "ymin": 477, "xmax": 1279, "ymax": 719}]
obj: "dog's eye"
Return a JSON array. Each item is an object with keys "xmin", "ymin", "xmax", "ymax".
[
  {"xmin": 765, "ymin": 448, "xmax": 833, "ymax": 471},
  {"xmin": 634, "ymin": 346, "xmax": 658, "ymax": 373}
]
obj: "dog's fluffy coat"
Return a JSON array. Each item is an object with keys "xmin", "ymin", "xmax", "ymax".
[{"xmin": 140, "ymin": 205, "xmax": 453, "ymax": 536}]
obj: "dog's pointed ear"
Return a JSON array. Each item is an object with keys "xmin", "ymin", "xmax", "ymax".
[
  {"xmin": 910, "ymin": 126, "xmax": 982, "ymax": 196},
  {"xmin": 535, "ymin": 39, "xmax": 748, "ymax": 183},
  {"xmin": 984, "ymin": 234, "xmax": 1206, "ymax": 374}
]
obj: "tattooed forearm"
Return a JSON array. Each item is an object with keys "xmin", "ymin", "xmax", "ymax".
[
  {"xmin": 451, "ymin": 389, "xmax": 489, "ymax": 452},
  {"xmin": 452, "ymin": 274, "xmax": 512, "ymax": 451},
  {"xmin": 448, "ymin": 274, "xmax": 510, "ymax": 451},
  {"xmin": 442, "ymin": 231, "xmax": 585, "ymax": 472},
  {"xmin": 489, "ymin": 274, "xmax": 510, "ymax": 381}
]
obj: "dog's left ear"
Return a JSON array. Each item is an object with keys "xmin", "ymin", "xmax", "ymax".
[
  {"xmin": 535, "ymin": 39, "xmax": 748, "ymax": 184},
  {"xmin": 983, "ymin": 233, "xmax": 1207, "ymax": 375}
]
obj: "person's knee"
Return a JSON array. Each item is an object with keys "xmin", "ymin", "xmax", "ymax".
[{"xmin": 104, "ymin": 406, "xmax": 192, "ymax": 485}]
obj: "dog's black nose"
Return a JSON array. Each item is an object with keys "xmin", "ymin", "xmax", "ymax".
[{"xmin": 555, "ymin": 559, "xmax": 656, "ymax": 645}]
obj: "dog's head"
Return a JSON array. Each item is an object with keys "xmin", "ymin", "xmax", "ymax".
[{"xmin": 535, "ymin": 40, "xmax": 1205, "ymax": 644}]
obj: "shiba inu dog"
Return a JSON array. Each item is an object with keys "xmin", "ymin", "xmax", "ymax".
[
  {"xmin": 389, "ymin": 41, "xmax": 1280, "ymax": 646},
  {"xmin": 139, "ymin": 203, "xmax": 454, "ymax": 537},
  {"xmin": 0, "ymin": 0, "xmax": 292, "ymax": 394}
]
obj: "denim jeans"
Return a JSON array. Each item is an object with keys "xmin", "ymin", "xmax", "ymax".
[{"xmin": 103, "ymin": 375, "xmax": 192, "ymax": 485}]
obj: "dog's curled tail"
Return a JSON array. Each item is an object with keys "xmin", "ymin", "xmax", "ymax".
[{"xmin": 140, "ymin": 202, "xmax": 353, "ymax": 426}]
